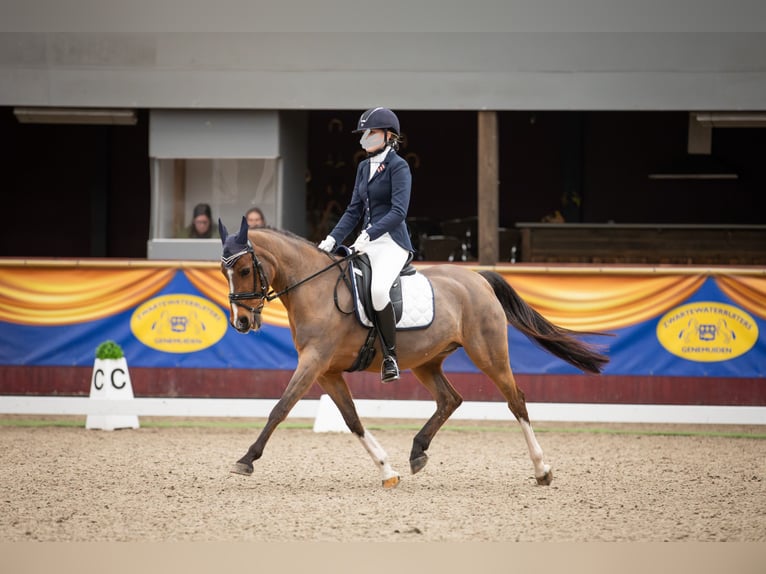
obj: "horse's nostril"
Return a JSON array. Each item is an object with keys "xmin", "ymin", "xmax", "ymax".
[{"xmin": 236, "ymin": 316, "xmax": 250, "ymax": 329}]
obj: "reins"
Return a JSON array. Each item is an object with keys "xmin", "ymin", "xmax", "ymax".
[
  {"xmin": 226, "ymin": 245, "xmax": 358, "ymax": 313},
  {"xmin": 267, "ymin": 250, "xmax": 359, "ymax": 301}
]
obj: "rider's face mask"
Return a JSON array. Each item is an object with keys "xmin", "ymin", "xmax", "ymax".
[{"xmin": 359, "ymin": 129, "xmax": 385, "ymax": 151}]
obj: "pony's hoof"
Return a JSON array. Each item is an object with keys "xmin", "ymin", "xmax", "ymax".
[
  {"xmin": 536, "ymin": 469, "xmax": 553, "ymax": 486},
  {"xmin": 230, "ymin": 462, "xmax": 254, "ymax": 476},
  {"xmin": 410, "ymin": 454, "xmax": 428, "ymax": 475},
  {"xmin": 382, "ymin": 475, "xmax": 401, "ymax": 489}
]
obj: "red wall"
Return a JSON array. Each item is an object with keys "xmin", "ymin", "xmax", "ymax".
[{"xmin": 1, "ymin": 366, "xmax": 762, "ymax": 406}]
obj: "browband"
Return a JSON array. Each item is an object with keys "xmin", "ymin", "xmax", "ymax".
[{"xmin": 222, "ymin": 248, "xmax": 250, "ymax": 268}]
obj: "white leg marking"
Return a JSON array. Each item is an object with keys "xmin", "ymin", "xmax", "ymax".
[
  {"xmin": 519, "ymin": 419, "xmax": 550, "ymax": 479},
  {"xmin": 358, "ymin": 430, "xmax": 399, "ymax": 482}
]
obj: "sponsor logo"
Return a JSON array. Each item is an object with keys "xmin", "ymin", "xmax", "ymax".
[
  {"xmin": 131, "ymin": 294, "xmax": 227, "ymax": 353},
  {"xmin": 656, "ymin": 302, "xmax": 758, "ymax": 362}
]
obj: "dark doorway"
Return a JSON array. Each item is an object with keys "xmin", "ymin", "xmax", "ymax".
[{"xmin": 1, "ymin": 108, "xmax": 150, "ymax": 258}]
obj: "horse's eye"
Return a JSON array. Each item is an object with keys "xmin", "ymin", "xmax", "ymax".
[{"xmin": 239, "ymin": 267, "xmax": 251, "ymax": 278}]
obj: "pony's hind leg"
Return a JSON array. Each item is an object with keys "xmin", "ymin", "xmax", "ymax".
[
  {"xmin": 317, "ymin": 373, "xmax": 400, "ymax": 489},
  {"xmin": 486, "ymin": 368, "xmax": 552, "ymax": 484},
  {"xmin": 512, "ymin": 389, "xmax": 553, "ymax": 485},
  {"xmin": 463, "ymin": 337, "xmax": 552, "ymax": 485},
  {"xmin": 409, "ymin": 361, "xmax": 463, "ymax": 475}
]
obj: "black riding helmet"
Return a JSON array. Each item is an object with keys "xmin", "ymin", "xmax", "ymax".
[{"xmin": 353, "ymin": 107, "xmax": 400, "ymax": 135}]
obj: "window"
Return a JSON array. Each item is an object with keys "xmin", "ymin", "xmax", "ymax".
[
  {"xmin": 147, "ymin": 110, "xmax": 280, "ymax": 259},
  {"xmin": 151, "ymin": 157, "xmax": 277, "ymax": 239}
]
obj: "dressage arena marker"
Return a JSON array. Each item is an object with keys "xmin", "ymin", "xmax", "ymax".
[
  {"xmin": 0, "ymin": 396, "xmax": 764, "ymax": 425},
  {"xmin": 84, "ymin": 357, "xmax": 140, "ymax": 431},
  {"xmin": 312, "ymin": 394, "xmax": 352, "ymax": 433}
]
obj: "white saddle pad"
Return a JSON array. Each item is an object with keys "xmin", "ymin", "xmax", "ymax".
[{"xmin": 353, "ymin": 270, "xmax": 434, "ymax": 330}]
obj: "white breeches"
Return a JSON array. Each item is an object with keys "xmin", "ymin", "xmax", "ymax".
[{"xmin": 363, "ymin": 232, "xmax": 409, "ymax": 311}]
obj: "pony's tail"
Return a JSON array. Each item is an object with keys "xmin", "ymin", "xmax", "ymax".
[{"xmin": 478, "ymin": 270, "xmax": 610, "ymax": 374}]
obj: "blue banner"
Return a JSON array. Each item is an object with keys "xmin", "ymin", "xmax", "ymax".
[{"xmin": 0, "ymin": 266, "xmax": 764, "ymax": 377}]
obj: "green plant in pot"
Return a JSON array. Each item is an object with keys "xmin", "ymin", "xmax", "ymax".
[{"xmin": 95, "ymin": 340, "xmax": 124, "ymax": 360}]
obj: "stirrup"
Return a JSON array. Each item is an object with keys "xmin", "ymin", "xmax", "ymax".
[{"xmin": 381, "ymin": 356, "xmax": 400, "ymax": 383}]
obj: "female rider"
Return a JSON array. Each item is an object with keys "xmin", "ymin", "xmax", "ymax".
[{"xmin": 318, "ymin": 107, "xmax": 413, "ymax": 383}]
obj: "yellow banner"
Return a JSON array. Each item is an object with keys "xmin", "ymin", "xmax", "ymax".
[{"xmin": 1, "ymin": 262, "xmax": 764, "ymax": 333}]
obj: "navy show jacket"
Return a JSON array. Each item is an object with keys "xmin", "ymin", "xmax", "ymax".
[{"xmin": 329, "ymin": 149, "xmax": 414, "ymax": 252}]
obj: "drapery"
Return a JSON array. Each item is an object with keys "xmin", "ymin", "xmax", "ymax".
[
  {"xmin": 1, "ymin": 261, "xmax": 763, "ymax": 376},
  {"xmin": 4, "ymin": 264, "xmax": 761, "ymax": 331}
]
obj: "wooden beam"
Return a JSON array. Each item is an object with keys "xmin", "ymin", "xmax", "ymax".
[{"xmin": 477, "ymin": 111, "xmax": 499, "ymax": 264}]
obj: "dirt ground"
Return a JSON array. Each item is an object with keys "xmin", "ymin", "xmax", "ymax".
[{"xmin": 1, "ymin": 416, "xmax": 765, "ymax": 542}]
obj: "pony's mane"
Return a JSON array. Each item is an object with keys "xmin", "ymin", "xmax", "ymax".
[{"xmin": 253, "ymin": 226, "xmax": 331, "ymax": 254}]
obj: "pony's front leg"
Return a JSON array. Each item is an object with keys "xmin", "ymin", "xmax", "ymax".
[
  {"xmin": 317, "ymin": 374, "xmax": 400, "ymax": 489},
  {"xmin": 231, "ymin": 358, "xmax": 321, "ymax": 476},
  {"xmin": 358, "ymin": 430, "xmax": 400, "ymax": 488}
]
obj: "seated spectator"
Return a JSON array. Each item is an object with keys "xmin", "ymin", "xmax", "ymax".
[
  {"xmin": 246, "ymin": 206, "xmax": 266, "ymax": 228},
  {"xmin": 181, "ymin": 203, "xmax": 218, "ymax": 238}
]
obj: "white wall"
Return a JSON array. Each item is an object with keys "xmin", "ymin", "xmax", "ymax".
[{"xmin": 2, "ymin": 1, "xmax": 765, "ymax": 110}]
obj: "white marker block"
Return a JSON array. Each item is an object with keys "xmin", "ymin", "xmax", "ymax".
[
  {"xmin": 312, "ymin": 394, "xmax": 351, "ymax": 433},
  {"xmin": 85, "ymin": 357, "xmax": 140, "ymax": 430}
]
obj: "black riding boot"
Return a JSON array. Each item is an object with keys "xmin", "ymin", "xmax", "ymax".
[{"xmin": 374, "ymin": 303, "xmax": 400, "ymax": 383}]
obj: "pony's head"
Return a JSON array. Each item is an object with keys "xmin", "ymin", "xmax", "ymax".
[{"xmin": 219, "ymin": 217, "xmax": 268, "ymax": 333}]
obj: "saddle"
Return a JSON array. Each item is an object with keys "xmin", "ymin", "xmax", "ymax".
[{"xmin": 334, "ymin": 246, "xmax": 434, "ymax": 372}]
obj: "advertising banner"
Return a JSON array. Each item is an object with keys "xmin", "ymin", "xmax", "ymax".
[{"xmin": 1, "ymin": 263, "xmax": 764, "ymax": 378}]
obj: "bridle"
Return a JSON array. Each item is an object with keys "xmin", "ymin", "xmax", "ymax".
[
  {"xmin": 223, "ymin": 243, "xmax": 358, "ymax": 315},
  {"xmin": 222, "ymin": 246, "xmax": 272, "ymax": 314}
]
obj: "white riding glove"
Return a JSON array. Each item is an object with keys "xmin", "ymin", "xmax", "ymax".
[
  {"xmin": 317, "ymin": 235, "xmax": 336, "ymax": 252},
  {"xmin": 352, "ymin": 230, "xmax": 370, "ymax": 253}
]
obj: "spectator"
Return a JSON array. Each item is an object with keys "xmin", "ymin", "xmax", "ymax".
[
  {"xmin": 246, "ymin": 206, "xmax": 266, "ymax": 228},
  {"xmin": 181, "ymin": 203, "xmax": 218, "ymax": 238}
]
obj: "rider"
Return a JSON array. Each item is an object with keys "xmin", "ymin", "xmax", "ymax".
[{"xmin": 317, "ymin": 107, "xmax": 414, "ymax": 383}]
